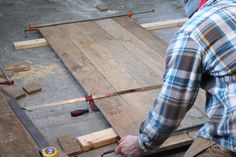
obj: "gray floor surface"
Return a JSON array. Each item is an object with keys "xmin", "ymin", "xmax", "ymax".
[{"xmin": 0, "ymin": 0, "xmax": 188, "ymax": 156}]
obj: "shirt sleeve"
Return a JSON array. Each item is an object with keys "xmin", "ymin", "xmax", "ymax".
[{"xmin": 139, "ymin": 32, "xmax": 203, "ymax": 150}]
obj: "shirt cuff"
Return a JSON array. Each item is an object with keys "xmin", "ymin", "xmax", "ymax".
[{"xmin": 138, "ymin": 134, "xmax": 147, "ymax": 151}]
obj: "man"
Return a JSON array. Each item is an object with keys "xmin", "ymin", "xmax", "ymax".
[{"xmin": 115, "ymin": 0, "xmax": 236, "ymax": 156}]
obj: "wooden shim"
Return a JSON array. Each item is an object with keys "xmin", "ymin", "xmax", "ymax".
[
  {"xmin": 77, "ymin": 128, "xmax": 118, "ymax": 152},
  {"xmin": 1, "ymin": 85, "xmax": 26, "ymax": 100},
  {"xmin": 58, "ymin": 135, "xmax": 83, "ymax": 156},
  {"xmin": 6, "ymin": 64, "xmax": 31, "ymax": 72},
  {"xmin": 96, "ymin": 2, "xmax": 109, "ymax": 12},
  {"xmin": 13, "ymin": 38, "xmax": 48, "ymax": 50},
  {"xmin": 141, "ymin": 18, "xmax": 188, "ymax": 31},
  {"xmin": 22, "ymin": 83, "xmax": 42, "ymax": 95}
]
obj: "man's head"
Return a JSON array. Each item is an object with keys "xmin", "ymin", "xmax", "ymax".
[{"xmin": 183, "ymin": 0, "xmax": 201, "ymax": 18}]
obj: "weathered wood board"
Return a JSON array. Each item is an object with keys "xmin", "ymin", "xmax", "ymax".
[
  {"xmin": 0, "ymin": 96, "xmax": 40, "ymax": 157},
  {"xmin": 40, "ymin": 17, "xmax": 207, "ymax": 150}
]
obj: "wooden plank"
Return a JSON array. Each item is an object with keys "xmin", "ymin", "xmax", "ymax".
[
  {"xmin": 22, "ymin": 83, "xmax": 42, "ymax": 95},
  {"xmin": 13, "ymin": 38, "xmax": 48, "ymax": 50},
  {"xmin": 141, "ymin": 18, "xmax": 188, "ymax": 31},
  {"xmin": 1, "ymin": 85, "xmax": 26, "ymax": 100},
  {"xmin": 58, "ymin": 135, "xmax": 83, "ymax": 156},
  {"xmin": 0, "ymin": 96, "xmax": 40, "ymax": 157},
  {"xmin": 114, "ymin": 17, "xmax": 168, "ymax": 57},
  {"xmin": 77, "ymin": 128, "xmax": 118, "ymax": 152},
  {"xmin": 95, "ymin": 19, "xmax": 165, "ymax": 79}
]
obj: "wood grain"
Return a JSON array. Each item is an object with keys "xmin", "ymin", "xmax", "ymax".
[
  {"xmin": 141, "ymin": 18, "xmax": 188, "ymax": 30},
  {"xmin": 1, "ymin": 85, "xmax": 26, "ymax": 100},
  {"xmin": 13, "ymin": 38, "xmax": 48, "ymax": 50},
  {"xmin": 0, "ymin": 97, "xmax": 40, "ymax": 157},
  {"xmin": 58, "ymin": 135, "xmax": 83, "ymax": 156},
  {"xmin": 22, "ymin": 83, "xmax": 42, "ymax": 95},
  {"xmin": 77, "ymin": 128, "xmax": 118, "ymax": 151}
]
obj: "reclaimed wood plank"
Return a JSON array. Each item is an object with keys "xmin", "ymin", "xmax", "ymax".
[{"xmin": 114, "ymin": 17, "xmax": 168, "ymax": 57}]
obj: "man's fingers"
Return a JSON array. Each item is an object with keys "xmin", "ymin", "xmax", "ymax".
[
  {"xmin": 115, "ymin": 144, "xmax": 122, "ymax": 154},
  {"xmin": 119, "ymin": 136, "xmax": 127, "ymax": 143}
]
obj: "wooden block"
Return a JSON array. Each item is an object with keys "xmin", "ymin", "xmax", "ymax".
[
  {"xmin": 22, "ymin": 83, "xmax": 42, "ymax": 95},
  {"xmin": 1, "ymin": 85, "xmax": 26, "ymax": 100},
  {"xmin": 13, "ymin": 38, "xmax": 48, "ymax": 50},
  {"xmin": 6, "ymin": 64, "xmax": 31, "ymax": 73},
  {"xmin": 57, "ymin": 135, "xmax": 83, "ymax": 156},
  {"xmin": 77, "ymin": 128, "xmax": 118, "ymax": 151},
  {"xmin": 96, "ymin": 2, "xmax": 109, "ymax": 11},
  {"xmin": 141, "ymin": 18, "xmax": 188, "ymax": 31}
]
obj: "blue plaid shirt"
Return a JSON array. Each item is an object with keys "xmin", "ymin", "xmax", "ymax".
[{"xmin": 139, "ymin": 0, "xmax": 236, "ymax": 152}]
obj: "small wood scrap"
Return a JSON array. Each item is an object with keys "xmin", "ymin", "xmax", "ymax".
[
  {"xmin": 22, "ymin": 83, "xmax": 42, "ymax": 95},
  {"xmin": 6, "ymin": 64, "xmax": 31, "ymax": 73},
  {"xmin": 77, "ymin": 128, "xmax": 118, "ymax": 152},
  {"xmin": 1, "ymin": 85, "xmax": 26, "ymax": 100},
  {"xmin": 96, "ymin": 2, "xmax": 109, "ymax": 12},
  {"xmin": 13, "ymin": 38, "xmax": 48, "ymax": 50},
  {"xmin": 141, "ymin": 18, "xmax": 188, "ymax": 31},
  {"xmin": 58, "ymin": 135, "xmax": 83, "ymax": 156},
  {"xmin": 0, "ymin": 65, "xmax": 30, "ymax": 79}
]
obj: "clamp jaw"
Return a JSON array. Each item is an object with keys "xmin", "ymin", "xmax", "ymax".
[{"xmin": 71, "ymin": 94, "xmax": 99, "ymax": 117}]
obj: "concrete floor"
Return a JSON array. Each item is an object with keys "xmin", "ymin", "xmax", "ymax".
[{"xmin": 0, "ymin": 0, "xmax": 188, "ymax": 156}]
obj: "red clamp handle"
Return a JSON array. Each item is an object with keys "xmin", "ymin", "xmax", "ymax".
[
  {"xmin": 85, "ymin": 95, "xmax": 95, "ymax": 110},
  {"xmin": 0, "ymin": 80, "xmax": 14, "ymax": 85},
  {"xmin": 28, "ymin": 24, "xmax": 40, "ymax": 32},
  {"xmin": 71, "ymin": 109, "xmax": 89, "ymax": 117}
]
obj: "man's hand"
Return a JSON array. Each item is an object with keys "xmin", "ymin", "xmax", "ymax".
[{"xmin": 115, "ymin": 135, "xmax": 143, "ymax": 157}]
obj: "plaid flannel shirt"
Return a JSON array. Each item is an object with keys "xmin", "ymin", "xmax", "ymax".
[{"xmin": 139, "ymin": 0, "xmax": 236, "ymax": 152}]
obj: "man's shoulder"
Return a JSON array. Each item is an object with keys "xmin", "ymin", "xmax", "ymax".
[{"xmin": 178, "ymin": 2, "xmax": 236, "ymax": 36}]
